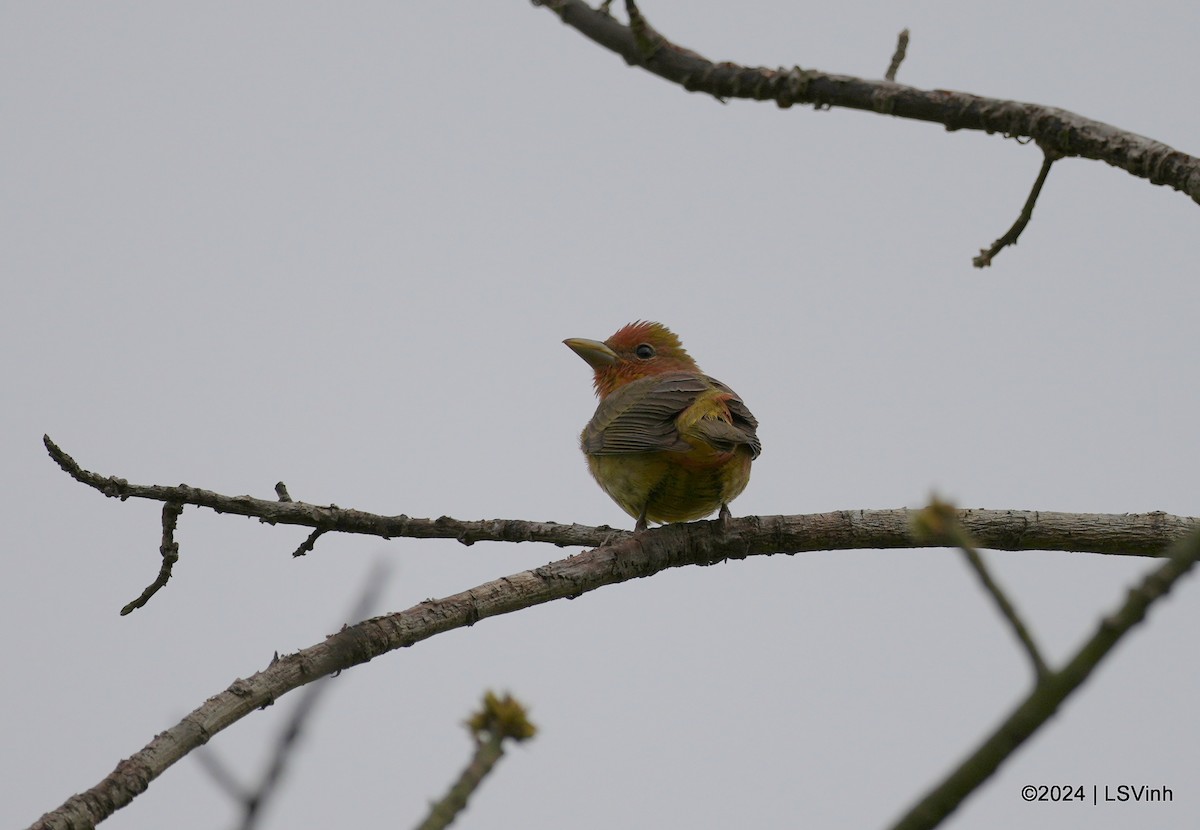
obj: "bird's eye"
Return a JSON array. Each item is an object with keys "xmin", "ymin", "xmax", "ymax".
[{"xmin": 635, "ymin": 344, "xmax": 655, "ymax": 359}]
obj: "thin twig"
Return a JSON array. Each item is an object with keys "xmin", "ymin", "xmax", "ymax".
[
  {"xmin": 885, "ymin": 28, "xmax": 910, "ymax": 81},
  {"xmin": 120, "ymin": 502, "xmax": 183, "ymax": 615},
  {"xmin": 193, "ymin": 752, "xmax": 250, "ymax": 807},
  {"xmin": 889, "ymin": 527, "xmax": 1200, "ymax": 830},
  {"xmin": 415, "ymin": 691, "xmax": 537, "ymax": 830},
  {"xmin": 291, "ymin": 528, "xmax": 326, "ymax": 558},
  {"xmin": 240, "ymin": 562, "xmax": 389, "ymax": 830},
  {"xmin": 973, "ymin": 147, "xmax": 1061, "ymax": 267},
  {"xmin": 43, "ymin": 434, "xmax": 628, "ymax": 549},
  {"xmin": 914, "ymin": 500, "xmax": 1049, "ymax": 681},
  {"xmin": 419, "ymin": 732, "xmax": 506, "ymax": 830},
  {"xmin": 195, "ymin": 562, "xmax": 391, "ymax": 830},
  {"xmin": 957, "ymin": 542, "xmax": 1049, "ymax": 681}
]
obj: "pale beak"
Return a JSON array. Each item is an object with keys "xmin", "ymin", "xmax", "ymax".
[{"xmin": 564, "ymin": 337, "xmax": 618, "ymax": 370}]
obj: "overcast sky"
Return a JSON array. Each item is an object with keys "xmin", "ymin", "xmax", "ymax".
[{"xmin": 4, "ymin": 2, "xmax": 1199, "ymax": 828}]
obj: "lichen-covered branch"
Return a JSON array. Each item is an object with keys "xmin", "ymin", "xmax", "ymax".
[{"xmin": 532, "ymin": 0, "xmax": 1200, "ymax": 205}]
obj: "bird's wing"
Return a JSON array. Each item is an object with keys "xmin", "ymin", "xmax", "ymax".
[
  {"xmin": 581, "ymin": 372, "xmax": 707, "ymax": 455},
  {"xmin": 582, "ymin": 372, "xmax": 762, "ymax": 458},
  {"xmin": 701, "ymin": 375, "xmax": 762, "ymax": 458}
]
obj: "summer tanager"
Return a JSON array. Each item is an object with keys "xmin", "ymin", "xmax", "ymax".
[{"xmin": 564, "ymin": 321, "xmax": 761, "ymax": 532}]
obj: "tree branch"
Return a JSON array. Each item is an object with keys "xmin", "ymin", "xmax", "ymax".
[
  {"xmin": 31, "ymin": 433, "xmax": 1200, "ymax": 827},
  {"xmin": 44, "ymin": 435, "xmax": 615, "ymax": 550},
  {"xmin": 532, "ymin": 0, "xmax": 1200, "ymax": 205},
  {"xmin": 200, "ymin": 562, "xmax": 390, "ymax": 830},
  {"xmin": 120, "ymin": 502, "xmax": 183, "ymax": 615},
  {"xmin": 21, "ymin": 522, "xmax": 763, "ymax": 829},
  {"xmin": 973, "ymin": 147, "xmax": 1061, "ymax": 267},
  {"xmin": 884, "ymin": 28, "xmax": 909, "ymax": 82},
  {"xmin": 915, "ymin": 501, "xmax": 1049, "ymax": 682},
  {"xmin": 44, "ymin": 437, "xmax": 1200, "ymax": 575},
  {"xmin": 889, "ymin": 526, "xmax": 1200, "ymax": 830},
  {"xmin": 28, "ymin": 495, "xmax": 1200, "ymax": 829},
  {"xmin": 957, "ymin": 542, "xmax": 1049, "ymax": 682},
  {"xmin": 416, "ymin": 691, "xmax": 537, "ymax": 830}
]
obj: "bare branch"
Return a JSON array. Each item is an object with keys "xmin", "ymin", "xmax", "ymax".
[
  {"xmin": 973, "ymin": 147, "xmax": 1061, "ymax": 267},
  {"xmin": 28, "ymin": 503, "xmax": 1200, "ymax": 829},
  {"xmin": 43, "ymin": 435, "xmax": 618, "ymax": 549},
  {"xmin": 120, "ymin": 502, "xmax": 183, "ymax": 615},
  {"xmin": 958, "ymin": 543, "xmax": 1049, "ymax": 681},
  {"xmin": 291, "ymin": 528, "xmax": 326, "ymax": 558},
  {"xmin": 885, "ymin": 28, "xmax": 910, "ymax": 82},
  {"xmin": 43, "ymin": 436, "xmax": 1200, "ymax": 560},
  {"xmin": 531, "ymin": 0, "xmax": 1200, "ymax": 205},
  {"xmin": 915, "ymin": 501, "xmax": 1049, "ymax": 682},
  {"xmin": 193, "ymin": 751, "xmax": 250, "ymax": 811},
  {"xmin": 416, "ymin": 691, "xmax": 537, "ymax": 830},
  {"xmin": 17, "ymin": 527, "xmax": 679, "ymax": 828},
  {"xmin": 223, "ymin": 562, "xmax": 390, "ymax": 830},
  {"xmin": 889, "ymin": 527, "xmax": 1200, "ymax": 830}
]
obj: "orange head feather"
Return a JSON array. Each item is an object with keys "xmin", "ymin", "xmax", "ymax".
[{"xmin": 564, "ymin": 321, "xmax": 700, "ymax": 398}]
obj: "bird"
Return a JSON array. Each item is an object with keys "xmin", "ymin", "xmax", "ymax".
[{"xmin": 564, "ymin": 321, "xmax": 761, "ymax": 532}]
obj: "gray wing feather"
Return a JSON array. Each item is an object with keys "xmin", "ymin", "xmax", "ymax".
[
  {"xmin": 706, "ymin": 375, "xmax": 762, "ymax": 458},
  {"xmin": 583, "ymin": 372, "xmax": 761, "ymax": 458}
]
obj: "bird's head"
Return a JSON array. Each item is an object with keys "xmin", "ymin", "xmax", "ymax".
[{"xmin": 564, "ymin": 321, "xmax": 700, "ymax": 398}]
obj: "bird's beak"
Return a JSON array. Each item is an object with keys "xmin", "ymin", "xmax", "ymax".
[{"xmin": 564, "ymin": 337, "xmax": 618, "ymax": 370}]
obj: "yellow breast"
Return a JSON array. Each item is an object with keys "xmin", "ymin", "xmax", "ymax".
[{"xmin": 586, "ymin": 442, "xmax": 753, "ymax": 524}]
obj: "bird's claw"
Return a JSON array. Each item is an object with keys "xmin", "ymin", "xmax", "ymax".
[{"xmin": 718, "ymin": 503, "xmax": 733, "ymax": 531}]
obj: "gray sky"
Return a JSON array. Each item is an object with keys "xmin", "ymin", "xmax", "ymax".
[{"xmin": 4, "ymin": 2, "xmax": 1198, "ymax": 828}]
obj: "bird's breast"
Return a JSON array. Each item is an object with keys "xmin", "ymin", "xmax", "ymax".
[{"xmin": 586, "ymin": 445, "xmax": 753, "ymax": 524}]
